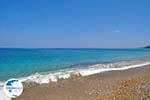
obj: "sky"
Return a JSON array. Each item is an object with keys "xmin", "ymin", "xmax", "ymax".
[{"xmin": 0, "ymin": 0, "xmax": 150, "ymax": 48}]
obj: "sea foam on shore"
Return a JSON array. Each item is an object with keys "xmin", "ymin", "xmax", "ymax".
[{"xmin": 20, "ymin": 61, "xmax": 150, "ymax": 84}]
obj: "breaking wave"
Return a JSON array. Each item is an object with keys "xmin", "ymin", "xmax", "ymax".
[{"xmin": 21, "ymin": 61, "xmax": 150, "ymax": 84}]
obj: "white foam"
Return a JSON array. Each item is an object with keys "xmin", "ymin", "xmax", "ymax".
[
  {"xmin": 0, "ymin": 88, "xmax": 11, "ymax": 100},
  {"xmin": 20, "ymin": 61, "xmax": 150, "ymax": 84},
  {"xmin": 79, "ymin": 62, "xmax": 150, "ymax": 76}
]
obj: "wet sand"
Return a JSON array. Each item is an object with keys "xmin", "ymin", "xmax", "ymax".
[{"xmin": 14, "ymin": 66, "xmax": 150, "ymax": 100}]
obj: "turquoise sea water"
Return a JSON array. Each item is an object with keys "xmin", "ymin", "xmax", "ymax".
[{"xmin": 0, "ymin": 48, "xmax": 150, "ymax": 82}]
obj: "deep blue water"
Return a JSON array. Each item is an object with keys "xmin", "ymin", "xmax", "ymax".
[{"xmin": 0, "ymin": 48, "xmax": 150, "ymax": 81}]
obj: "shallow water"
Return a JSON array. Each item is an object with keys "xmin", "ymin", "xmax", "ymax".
[{"xmin": 0, "ymin": 48, "xmax": 150, "ymax": 82}]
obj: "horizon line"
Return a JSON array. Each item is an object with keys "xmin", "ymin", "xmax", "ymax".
[{"xmin": 0, "ymin": 47, "xmax": 143, "ymax": 49}]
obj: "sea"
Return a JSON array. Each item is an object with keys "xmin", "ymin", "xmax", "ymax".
[{"xmin": 0, "ymin": 48, "xmax": 150, "ymax": 100}]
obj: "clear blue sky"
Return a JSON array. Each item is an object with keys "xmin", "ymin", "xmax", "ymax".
[{"xmin": 0, "ymin": 0, "xmax": 150, "ymax": 48}]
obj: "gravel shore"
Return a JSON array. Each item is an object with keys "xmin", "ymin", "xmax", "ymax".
[{"xmin": 14, "ymin": 65, "xmax": 150, "ymax": 100}]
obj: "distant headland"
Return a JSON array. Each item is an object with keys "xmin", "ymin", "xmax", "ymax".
[{"xmin": 144, "ymin": 45, "xmax": 150, "ymax": 48}]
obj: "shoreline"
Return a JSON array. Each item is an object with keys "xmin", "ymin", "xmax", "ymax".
[
  {"xmin": 0, "ymin": 61, "xmax": 149, "ymax": 84},
  {"xmin": 14, "ymin": 65, "xmax": 150, "ymax": 100},
  {"xmin": 10, "ymin": 61, "xmax": 150, "ymax": 84}
]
